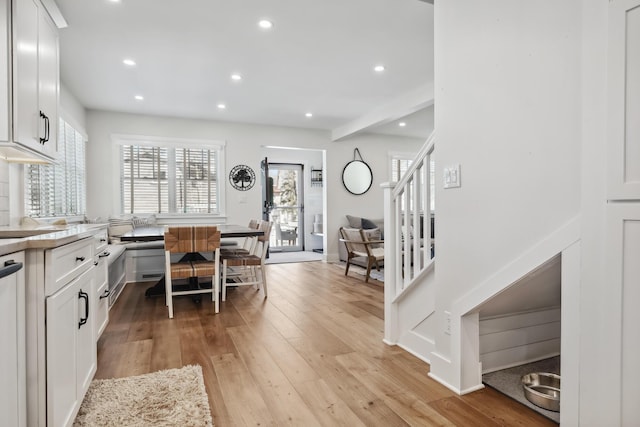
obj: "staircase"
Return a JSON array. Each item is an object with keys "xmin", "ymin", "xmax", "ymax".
[
  {"xmin": 382, "ymin": 131, "xmax": 581, "ymax": 397},
  {"xmin": 382, "ymin": 131, "xmax": 437, "ymax": 358}
]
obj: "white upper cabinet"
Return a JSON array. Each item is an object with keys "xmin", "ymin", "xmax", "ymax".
[
  {"xmin": 608, "ymin": 0, "xmax": 640, "ymax": 200},
  {"xmin": 0, "ymin": 2, "xmax": 9, "ymax": 142},
  {"xmin": 37, "ymin": 7, "xmax": 58, "ymax": 157},
  {"xmin": 0, "ymin": 0, "xmax": 59, "ymax": 162}
]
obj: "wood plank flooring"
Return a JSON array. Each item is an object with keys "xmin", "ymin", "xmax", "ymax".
[{"xmin": 96, "ymin": 261, "xmax": 557, "ymax": 426}]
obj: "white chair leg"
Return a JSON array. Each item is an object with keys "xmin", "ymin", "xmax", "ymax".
[
  {"xmin": 222, "ymin": 259, "xmax": 228, "ymax": 301},
  {"xmin": 260, "ymin": 265, "xmax": 268, "ymax": 297},
  {"xmin": 214, "ymin": 269, "xmax": 220, "ymax": 313},
  {"xmin": 166, "ymin": 275, "xmax": 174, "ymax": 319}
]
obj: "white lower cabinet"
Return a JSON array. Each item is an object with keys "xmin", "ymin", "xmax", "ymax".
[
  {"xmin": 94, "ymin": 247, "xmax": 110, "ymax": 339},
  {"xmin": 26, "ymin": 234, "xmax": 98, "ymax": 427},
  {"xmin": 46, "ymin": 266, "xmax": 96, "ymax": 427},
  {"xmin": 0, "ymin": 251, "xmax": 26, "ymax": 427}
]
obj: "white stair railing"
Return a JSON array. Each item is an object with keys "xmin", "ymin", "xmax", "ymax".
[{"xmin": 385, "ymin": 131, "xmax": 435, "ymax": 300}]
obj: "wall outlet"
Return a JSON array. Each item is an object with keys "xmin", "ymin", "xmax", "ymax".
[{"xmin": 444, "ymin": 311, "xmax": 451, "ymax": 335}]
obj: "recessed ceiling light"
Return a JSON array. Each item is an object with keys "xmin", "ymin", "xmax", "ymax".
[
  {"xmin": 305, "ymin": 112, "xmax": 313, "ymax": 118},
  {"xmin": 134, "ymin": 95, "xmax": 144, "ymax": 101},
  {"xmin": 109, "ymin": 0, "xmax": 121, "ymax": 3},
  {"xmin": 123, "ymin": 58, "xmax": 136, "ymax": 66},
  {"xmin": 258, "ymin": 19, "xmax": 273, "ymax": 29},
  {"xmin": 231, "ymin": 73, "xmax": 242, "ymax": 81},
  {"xmin": 398, "ymin": 122, "xmax": 406, "ymax": 127},
  {"xmin": 217, "ymin": 103, "xmax": 226, "ymax": 109},
  {"xmin": 374, "ymin": 65, "xmax": 385, "ymax": 73}
]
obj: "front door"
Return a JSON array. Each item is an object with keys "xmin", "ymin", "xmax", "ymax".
[{"xmin": 267, "ymin": 163, "xmax": 304, "ymax": 252}]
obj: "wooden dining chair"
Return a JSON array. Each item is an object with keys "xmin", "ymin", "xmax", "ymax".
[
  {"xmin": 220, "ymin": 219, "xmax": 260, "ymax": 255},
  {"xmin": 164, "ymin": 226, "xmax": 221, "ymax": 318},
  {"xmin": 339, "ymin": 226, "xmax": 384, "ymax": 283},
  {"xmin": 220, "ymin": 220, "xmax": 272, "ymax": 301}
]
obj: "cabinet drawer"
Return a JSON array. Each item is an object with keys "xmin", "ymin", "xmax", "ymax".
[
  {"xmin": 45, "ymin": 238, "xmax": 93, "ymax": 296},
  {"xmin": 93, "ymin": 229, "xmax": 108, "ymax": 254}
]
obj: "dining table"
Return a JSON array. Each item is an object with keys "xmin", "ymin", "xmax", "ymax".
[
  {"xmin": 120, "ymin": 223, "xmax": 264, "ymax": 242},
  {"xmin": 120, "ymin": 224, "xmax": 265, "ymax": 297}
]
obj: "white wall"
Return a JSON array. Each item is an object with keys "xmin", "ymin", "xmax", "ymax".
[
  {"xmin": 60, "ymin": 83, "xmax": 87, "ymax": 135},
  {"xmin": 430, "ymin": 0, "xmax": 581, "ymax": 390},
  {"xmin": 85, "ymin": 110, "xmax": 422, "ymax": 260}
]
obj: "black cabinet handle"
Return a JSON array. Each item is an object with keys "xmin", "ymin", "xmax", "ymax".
[
  {"xmin": 39, "ymin": 111, "xmax": 46, "ymax": 144},
  {"xmin": 99, "ymin": 289, "xmax": 111, "ymax": 300},
  {"xmin": 0, "ymin": 260, "xmax": 23, "ymax": 279},
  {"xmin": 94, "ymin": 261, "xmax": 98, "ymax": 266},
  {"xmin": 98, "ymin": 251, "xmax": 110, "ymax": 258},
  {"xmin": 100, "ymin": 238, "xmax": 107, "ymax": 242},
  {"xmin": 44, "ymin": 114, "xmax": 49, "ymax": 143},
  {"xmin": 78, "ymin": 290, "xmax": 89, "ymax": 329},
  {"xmin": 76, "ymin": 256, "xmax": 86, "ymax": 262}
]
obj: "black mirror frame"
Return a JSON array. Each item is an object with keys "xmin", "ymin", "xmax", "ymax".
[{"xmin": 342, "ymin": 160, "xmax": 373, "ymax": 195}]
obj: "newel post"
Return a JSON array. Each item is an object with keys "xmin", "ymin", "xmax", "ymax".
[{"xmin": 382, "ymin": 181, "xmax": 398, "ymax": 345}]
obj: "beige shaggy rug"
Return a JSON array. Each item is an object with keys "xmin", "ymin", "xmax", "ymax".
[{"xmin": 74, "ymin": 365, "xmax": 213, "ymax": 427}]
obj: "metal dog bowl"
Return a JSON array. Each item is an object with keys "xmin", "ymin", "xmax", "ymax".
[{"xmin": 521, "ymin": 372, "xmax": 560, "ymax": 412}]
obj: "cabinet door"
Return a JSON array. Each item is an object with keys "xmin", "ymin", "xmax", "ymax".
[
  {"xmin": 606, "ymin": 204, "xmax": 640, "ymax": 425},
  {"xmin": 94, "ymin": 257, "xmax": 109, "ymax": 339},
  {"xmin": 37, "ymin": 8, "xmax": 58, "ymax": 157},
  {"xmin": 0, "ymin": 252, "xmax": 26, "ymax": 427},
  {"xmin": 608, "ymin": 0, "xmax": 640, "ymax": 199},
  {"xmin": 12, "ymin": 0, "xmax": 39, "ymax": 151},
  {"xmin": 0, "ymin": 1, "xmax": 9, "ymax": 142},
  {"xmin": 76, "ymin": 267, "xmax": 96, "ymax": 398},
  {"xmin": 46, "ymin": 267, "xmax": 96, "ymax": 427}
]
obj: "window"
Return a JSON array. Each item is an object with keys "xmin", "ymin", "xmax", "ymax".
[
  {"xmin": 25, "ymin": 119, "xmax": 86, "ymax": 217},
  {"xmin": 119, "ymin": 139, "xmax": 224, "ymax": 215}
]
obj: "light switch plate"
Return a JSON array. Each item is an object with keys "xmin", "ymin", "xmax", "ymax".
[{"xmin": 443, "ymin": 164, "xmax": 461, "ymax": 189}]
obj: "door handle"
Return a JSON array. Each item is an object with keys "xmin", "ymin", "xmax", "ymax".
[{"xmin": 78, "ymin": 289, "xmax": 89, "ymax": 329}]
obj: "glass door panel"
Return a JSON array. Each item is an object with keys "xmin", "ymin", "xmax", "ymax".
[{"xmin": 268, "ymin": 163, "xmax": 303, "ymax": 252}]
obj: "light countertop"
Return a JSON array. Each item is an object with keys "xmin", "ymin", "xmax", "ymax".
[{"xmin": 0, "ymin": 224, "xmax": 108, "ymax": 256}]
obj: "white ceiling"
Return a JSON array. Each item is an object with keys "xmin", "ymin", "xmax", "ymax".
[{"xmin": 53, "ymin": 0, "xmax": 434, "ymax": 138}]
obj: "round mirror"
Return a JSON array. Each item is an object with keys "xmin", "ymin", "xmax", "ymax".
[{"xmin": 342, "ymin": 160, "xmax": 373, "ymax": 195}]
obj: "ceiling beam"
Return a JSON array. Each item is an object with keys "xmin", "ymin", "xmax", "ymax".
[{"xmin": 331, "ymin": 83, "xmax": 434, "ymax": 142}]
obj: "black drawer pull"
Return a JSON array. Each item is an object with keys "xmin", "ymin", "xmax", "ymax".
[
  {"xmin": 99, "ymin": 289, "xmax": 111, "ymax": 300},
  {"xmin": 98, "ymin": 251, "xmax": 110, "ymax": 258},
  {"xmin": 76, "ymin": 256, "xmax": 86, "ymax": 262}
]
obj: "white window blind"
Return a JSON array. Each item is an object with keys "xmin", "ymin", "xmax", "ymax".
[
  {"xmin": 25, "ymin": 119, "xmax": 86, "ymax": 217},
  {"xmin": 121, "ymin": 144, "xmax": 220, "ymax": 214}
]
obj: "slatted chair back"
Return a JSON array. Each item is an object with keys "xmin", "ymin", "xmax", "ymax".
[
  {"xmin": 164, "ymin": 226, "xmax": 221, "ymax": 254},
  {"xmin": 163, "ymin": 225, "xmax": 222, "ymax": 318}
]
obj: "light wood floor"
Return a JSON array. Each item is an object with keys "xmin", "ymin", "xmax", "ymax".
[{"xmin": 96, "ymin": 261, "xmax": 557, "ymax": 426}]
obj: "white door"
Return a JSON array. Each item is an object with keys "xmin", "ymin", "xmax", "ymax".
[
  {"xmin": 0, "ymin": 2, "xmax": 9, "ymax": 142},
  {"xmin": 607, "ymin": 1, "xmax": 640, "ymax": 424},
  {"xmin": 37, "ymin": 8, "xmax": 58, "ymax": 156},
  {"xmin": 0, "ymin": 252, "xmax": 26, "ymax": 427},
  {"xmin": 12, "ymin": 0, "xmax": 39, "ymax": 150},
  {"xmin": 46, "ymin": 267, "xmax": 96, "ymax": 427}
]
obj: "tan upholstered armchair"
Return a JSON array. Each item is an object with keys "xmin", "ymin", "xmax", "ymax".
[{"xmin": 339, "ymin": 227, "xmax": 384, "ymax": 283}]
